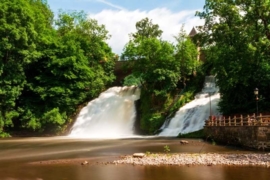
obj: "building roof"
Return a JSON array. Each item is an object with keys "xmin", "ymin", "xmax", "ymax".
[{"xmin": 188, "ymin": 27, "xmax": 198, "ymax": 37}]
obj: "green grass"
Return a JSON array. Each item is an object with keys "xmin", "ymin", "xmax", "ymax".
[{"xmin": 177, "ymin": 129, "xmax": 205, "ymax": 138}]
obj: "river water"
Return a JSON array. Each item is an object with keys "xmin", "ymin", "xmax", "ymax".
[
  {"xmin": 0, "ymin": 137, "xmax": 269, "ymax": 180},
  {"xmin": 1, "ymin": 79, "xmax": 268, "ymax": 179}
]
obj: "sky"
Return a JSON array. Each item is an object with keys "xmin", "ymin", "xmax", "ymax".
[{"xmin": 47, "ymin": 0, "xmax": 206, "ymax": 55}]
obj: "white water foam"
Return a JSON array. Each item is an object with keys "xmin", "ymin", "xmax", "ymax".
[
  {"xmin": 69, "ymin": 86, "xmax": 140, "ymax": 138},
  {"xmin": 159, "ymin": 76, "xmax": 220, "ymax": 137}
]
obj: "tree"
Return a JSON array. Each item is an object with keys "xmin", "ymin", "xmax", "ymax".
[
  {"xmin": 174, "ymin": 26, "xmax": 199, "ymax": 88},
  {"xmin": 18, "ymin": 11, "xmax": 115, "ymax": 132},
  {"xmin": 122, "ymin": 18, "xmax": 179, "ymax": 96},
  {"xmin": 196, "ymin": 0, "xmax": 270, "ymax": 114},
  {"xmin": 132, "ymin": 17, "xmax": 163, "ymax": 39},
  {"xmin": 0, "ymin": 0, "xmax": 116, "ymax": 136},
  {"xmin": 0, "ymin": 0, "xmax": 54, "ymax": 136},
  {"xmin": 122, "ymin": 18, "xmax": 201, "ymax": 133}
]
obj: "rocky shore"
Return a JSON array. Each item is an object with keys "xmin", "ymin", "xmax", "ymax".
[{"xmin": 112, "ymin": 153, "xmax": 270, "ymax": 167}]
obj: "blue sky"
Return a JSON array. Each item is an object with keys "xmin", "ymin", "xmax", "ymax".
[
  {"xmin": 47, "ymin": 0, "xmax": 205, "ymax": 54},
  {"xmin": 47, "ymin": 0, "xmax": 205, "ymax": 13}
]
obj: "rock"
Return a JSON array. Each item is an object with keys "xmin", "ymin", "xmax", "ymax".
[
  {"xmin": 133, "ymin": 153, "xmax": 145, "ymax": 158},
  {"xmin": 180, "ymin": 140, "xmax": 189, "ymax": 144},
  {"xmin": 81, "ymin": 161, "xmax": 89, "ymax": 165}
]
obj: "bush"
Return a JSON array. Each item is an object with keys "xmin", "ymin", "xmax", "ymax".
[{"xmin": 177, "ymin": 129, "xmax": 205, "ymax": 138}]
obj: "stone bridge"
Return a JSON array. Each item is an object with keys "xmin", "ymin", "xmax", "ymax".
[{"xmin": 113, "ymin": 60, "xmax": 133, "ymax": 85}]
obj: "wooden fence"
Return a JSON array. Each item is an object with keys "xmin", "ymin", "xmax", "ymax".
[{"xmin": 205, "ymin": 114, "xmax": 270, "ymax": 127}]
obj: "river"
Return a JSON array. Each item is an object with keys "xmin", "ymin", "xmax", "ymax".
[
  {"xmin": 1, "ymin": 79, "xmax": 268, "ymax": 179},
  {"xmin": 0, "ymin": 137, "xmax": 269, "ymax": 180}
]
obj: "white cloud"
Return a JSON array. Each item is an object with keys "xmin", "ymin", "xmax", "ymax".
[{"xmin": 88, "ymin": 8, "xmax": 204, "ymax": 55}]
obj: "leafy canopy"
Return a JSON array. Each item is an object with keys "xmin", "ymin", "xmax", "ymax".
[
  {"xmin": 0, "ymin": 1, "xmax": 115, "ymax": 135},
  {"xmin": 196, "ymin": 0, "xmax": 270, "ymax": 114},
  {"xmin": 121, "ymin": 18, "xmax": 199, "ymax": 133}
]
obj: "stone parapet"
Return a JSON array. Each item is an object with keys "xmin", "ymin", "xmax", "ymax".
[{"xmin": 204, "ymin": 126, "xmax": 270, "ymax": 151}]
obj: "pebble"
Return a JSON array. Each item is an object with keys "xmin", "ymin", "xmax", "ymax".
[
  {"xmin": 81, "ymin": 161, "xmax": 89, "ymax": 165},
  {"xmin": 112, "ymin": 153, "xmax": 270, "ymax": 167}
]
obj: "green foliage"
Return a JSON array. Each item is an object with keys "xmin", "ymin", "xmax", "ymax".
[
  {"xmin": 177, "ymin": 129, "xmax": 205, "ymax": 138},
  {"xmin": 167, "ymin": 71, "xmax": 205, "ymax": 114},
  {"xmin": 145, "ymin": 151, "xmax": 151, "ymax": 156},
  {"xmin": 163, "ymin": 145, "xmax": 170, "ymax": 153},
  {"xmin": 0, "ymin": 132, "xmax": 11, "ymax": 138},
  {"xmin": 123, "ymin": 37, "xmax": 180, "ymax": 96},
  {"xmin": 138, "ymin": 79, "xmax": 202, "ymax": 134},
  {"xmin": 132, "ymin": 17, "xmax": 163, "ymax": 39},
  {"xmin": 0, "ymin": 1, "xmax": 115, "ymax": 136},
  {"xmin": 174, "ymin": 26, "xmax": 200, "ymax": 87},
  {"xmin": 121, "ymin": 18, "xmax": 201, "ymax": 134},
  {"xmin": 168, "ymin": 92, "xmax": 193, "ymax": 114},
  {"xmin": 123, "ymin": 74, "xmax": 142, "ymax": 86},
  {"xmin": 0, "ymin": 0, "xmax": 53, "ymax": 135},
  {"xmin": 18, "ymin": 11, "xmax": 115, "ymax": 133},
  {"xmin": 196, "ymin": 0, "xmax": 270, "ymax": 114},
  {"xmin": 142, "ymin": 112, "xmax": 163, "ymax": 134},
  {"xmin": 0, "ymin": 3, "xmax": 206, "ymax": 136},
  {"xmin": 138, "ymin": 87, "xmax": 169, "ymax": 134},
  {"xmin": 42, "ymin": 108, "xmax": 66, "ymax": 125}
]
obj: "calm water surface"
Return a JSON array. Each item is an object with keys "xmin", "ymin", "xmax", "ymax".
[{"xmin": 0, "ymin": 137, "xmax": 269, "ymax": 180}]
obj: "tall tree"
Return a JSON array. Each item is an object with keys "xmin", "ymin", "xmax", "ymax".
[
  {"xmin": 0, "ymin": 0, "xmax": 53, "ymax": 136},
  {"xmin": 132, "ymin": 17, "xmax": 163, "ymax": 39},
  {"xmin": 196, "ymin": 0, "xmax": 270, "ymax": 114},
  {"xmin": 18, "ymin": 11, "xmax": 115, "ymax": 132},
  {"xmin": 122, "ymin": 18, "xmax": 200, "ymax": 133},
  {"xmin": 174, "ymin": 27, "xmax": 199, "ymax": 88},
  {"xmin": 122, "ymin": 18, "xmax": 179, "ymax": 96}
]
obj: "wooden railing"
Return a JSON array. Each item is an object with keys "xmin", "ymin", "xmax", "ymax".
[{"xmin": 205, "ymin": 114, "xmax": 270, "ymax": 127}]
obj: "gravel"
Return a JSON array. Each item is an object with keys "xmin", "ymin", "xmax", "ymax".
[{"xmin": 112, "ymin": 153, "xmax": 270, "ymax": 167}]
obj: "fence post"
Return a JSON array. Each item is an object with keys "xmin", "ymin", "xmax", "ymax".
[
  {"xmin": 229, "ymin": 116, "xmax": 231, "ymax": 126},
  {"xmin": 247, "ymin": 115, "xmax": 250, "ymax": 126},
  {"xmin": 234, "ymin": 116, "xmax": 236, "ymax": 126},
  {"xmin": 253, "ymin": 113, "xmax": 256, "ymax": 126},
  {"xmin": 260, "ymin": 113, "xmax": 263, "ymax": 126},
  {"xmin": 240, "ymin": 115, "xmax": 243, "ymax": 126}
]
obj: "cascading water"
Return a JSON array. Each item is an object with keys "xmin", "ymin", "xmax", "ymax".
[
  {"xmin": 69, "ymin": 86, "xmax": 140, "ymax": 138},
  {"xmin": 159, "ymin": 76, "xmax": 220, "ymax": 137},
  {"xmin": 69, "ymin": 76, "xmax": 219, "ymax": 138}
]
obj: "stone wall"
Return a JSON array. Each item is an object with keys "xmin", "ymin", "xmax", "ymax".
[
  {"xmin": 204, "ymin": 126, "xmax": 270, "ymax": 151},
  {"xmin": 113, "ymin": 61, "xmax": 132, "ymax": 86}
]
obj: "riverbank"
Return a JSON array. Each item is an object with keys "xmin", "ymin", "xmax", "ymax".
[
  {"xmin": 29, "ymin": 153, "xmax": 270, "ymax": 167},
  {"xmin": 112, "ymin": 153, "xmax": 270, "ymax": 167}
]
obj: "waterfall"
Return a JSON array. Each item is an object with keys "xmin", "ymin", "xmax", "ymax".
[
  {"xmin": 69, "ymin": 86, "xmax": 140, "ymax": 138},
  {"xmin": 158, "ymin": 76, "xmax": 220, "ymax": 137},
  {"xmin": 69, "ymin": 76, "xmax": 220, "ymax": 138}
]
